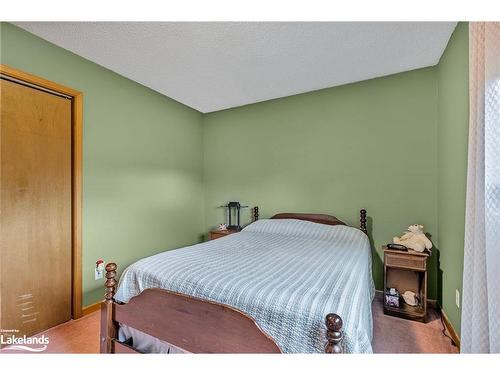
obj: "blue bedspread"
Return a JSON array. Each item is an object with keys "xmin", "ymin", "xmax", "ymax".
[{"xmin": 115, "ymin": 219, "xmax": 374, "ymax": 353}]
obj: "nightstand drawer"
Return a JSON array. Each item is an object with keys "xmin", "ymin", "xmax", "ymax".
[
  {"xmin": 210, "ymin": 231, "xmax": 227, "ymax": 240},
  {"xmin": 209, "ymin": 229, "xmax": 239, "ymax": 240},
  {"xmin": 385, "ymin": 252, "xmax": 426, "ymax": 271}
]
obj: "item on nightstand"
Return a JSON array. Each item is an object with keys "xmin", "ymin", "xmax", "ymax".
[
  {"xmin": 218, "ymin": 223, "xmax": 227, "ymax": 230},
  {"xmin": 392, "ymin": 224, "xmax": 433, "ymax": 253},
  {"xmin": 385, "ymin": 288, "xmax": 400, "ymax": 308},
  {"xmin": 386, "ymin": 243, "xmax": 408, "ymax": 251},
  {"xmin": 218, "ymin": 202, "xmax": 249, "ymax": 230},
  {"xmin": 402, "ymin": 290, "xmax": 419, "ymax": 306}
]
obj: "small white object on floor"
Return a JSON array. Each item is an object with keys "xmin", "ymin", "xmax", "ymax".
[{"xmin": 402, "ymin": 290, "xmax": 418, "ymax": 306}]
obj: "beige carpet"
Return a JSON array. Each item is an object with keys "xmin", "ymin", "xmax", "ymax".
[{"xmin": 372, "ymin": 294, "xmax": 458, "ymax": 353}]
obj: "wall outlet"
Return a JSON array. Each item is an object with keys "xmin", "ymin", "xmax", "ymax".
[
  {"xmin": 456, "ymin": 289, "xmax": 460, "ymax": 308},
  {"xmin": 95, "ymin": 268, "xmax": 103, "ymax": 280},
  {"xmin": 95, "ymin": 259, "xmax": 105, "ymax": 280}
]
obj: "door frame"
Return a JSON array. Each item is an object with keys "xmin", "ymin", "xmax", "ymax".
[{"xmin": 0, "ymin": 64, "xmax": 84, "ymax": 319}]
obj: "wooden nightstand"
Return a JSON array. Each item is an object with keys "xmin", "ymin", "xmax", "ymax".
[
  {"xmin": 209, "ymin": 229, "xmax": 239, "ymax": 240},
  {"xmin": 383, "ymin": 246, "xmax": 429, "ymax": 321}
]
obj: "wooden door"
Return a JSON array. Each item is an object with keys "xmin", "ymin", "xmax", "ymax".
[{"xmin": 0, "ymin": 78, "xmax": 72, "ymax": 338}]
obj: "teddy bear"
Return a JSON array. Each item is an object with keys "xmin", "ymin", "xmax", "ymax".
[{"xmin": 393, "ymin": 224, "xmax": 432, "ymax": 253}]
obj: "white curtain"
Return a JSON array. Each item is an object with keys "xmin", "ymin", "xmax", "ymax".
[{"xmin": 461, "ymin": 22, "xmax": 500, "ymax": 353}]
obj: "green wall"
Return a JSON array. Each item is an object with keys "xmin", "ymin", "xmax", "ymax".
[
  {"xmin": 203, "ymin": 68, "xmax": 440, "ymax": 297},
  {"xmin": 1, "ymin": 23, "xmax": 205, "ymax": 306},
  {"xmin": 437, "ymin": 22, "xmax": 469, "ymax": 334},
  {"xmin": 203, "ymin": 23, "xmax": 470, "ymax": 332},
  {"xmin": 1, "ymin": 22, "xmax": 470, "ymax": 330}
]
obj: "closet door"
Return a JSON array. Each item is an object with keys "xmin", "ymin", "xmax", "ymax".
[{"xmin": 0, "ymin": 78, "xmax": 72, "ymax": 337}]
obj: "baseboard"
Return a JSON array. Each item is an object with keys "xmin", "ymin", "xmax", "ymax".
[
  {"xmin": 440, "ymin": 308, "xmax": 461, "ymax": 350},
  {"xmin": 82, "ymin": 300, "xmax": 102, "ymax": 316}
]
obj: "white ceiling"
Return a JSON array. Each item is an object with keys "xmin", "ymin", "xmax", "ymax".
[{"xmin": 15, "ymin": 22, "xmax": 457, "ymax": 113}]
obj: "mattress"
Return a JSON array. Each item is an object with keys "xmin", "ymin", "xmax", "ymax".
[{"xmin": 114, "ymin": 218, "xmax": 375, "ymax": 353}]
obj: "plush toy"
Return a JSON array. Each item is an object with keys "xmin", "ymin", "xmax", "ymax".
[{"xmin": 393, "ymin": 224, "xmax": 432, "ymax": 253}]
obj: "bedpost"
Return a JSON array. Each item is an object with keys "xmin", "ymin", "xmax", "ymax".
[
  {"xmin": 360, "ymin": 208, "xmax": 367, "ymax": 235},
  {"xmin": 100, "ymin": 262, "xmax": 118, "ymax": 353},
  {"xmin": 253, "ymin": 206, "xmax": 259, "ymax": 222},
  {"xmin": 325, "ymin": 313, "xmax": 343, "ymax": 354}
]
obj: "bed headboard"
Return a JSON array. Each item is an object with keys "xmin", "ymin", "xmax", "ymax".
[
  {"xmin": 270, "ymin": 212, "xmax": 346, "ymax": 226},
  {"xmin": 252, "ymin": 206, "xmax": 367, "ymax": 234}
]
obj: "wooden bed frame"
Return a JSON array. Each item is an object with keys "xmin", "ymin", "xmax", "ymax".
[{"xmin": 100, "ymin": 208, "xmax": 368, "ymax": 354}]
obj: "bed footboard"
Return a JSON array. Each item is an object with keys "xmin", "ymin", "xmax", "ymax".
[
  {"xmin": 101, "ymin": 263, "xmax": 344, "ymax": 354},
  {"xmin": 325, "ymin": 313, "xmax": 343, "ymax": 353}
]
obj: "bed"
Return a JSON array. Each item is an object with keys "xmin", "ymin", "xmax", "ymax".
[{"xmin": 100, "ymin": 208, "xmax": 374, "ymax": 354}]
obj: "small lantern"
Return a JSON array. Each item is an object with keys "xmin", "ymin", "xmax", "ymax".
[{"xmin": 219, "ymin": 202, "xmax": 248, "ymax": 230}]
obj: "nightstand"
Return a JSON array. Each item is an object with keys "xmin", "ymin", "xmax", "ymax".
[
  {"xmin": 209, "ymin": 229, "xmax": 239, "ymax": 240},
  {"xmin": 383, "ymin": 246, "xmax": 429, "ymax": 322}
]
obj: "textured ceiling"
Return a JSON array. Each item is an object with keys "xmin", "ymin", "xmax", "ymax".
[{"xmin": 15, "ymin": 22, "xmax": 457, "ymax": 113}]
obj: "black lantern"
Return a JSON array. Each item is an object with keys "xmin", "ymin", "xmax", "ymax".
[{"xmin": 219, "ymin": 202, "xmax": 248, "ymax": 230}]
